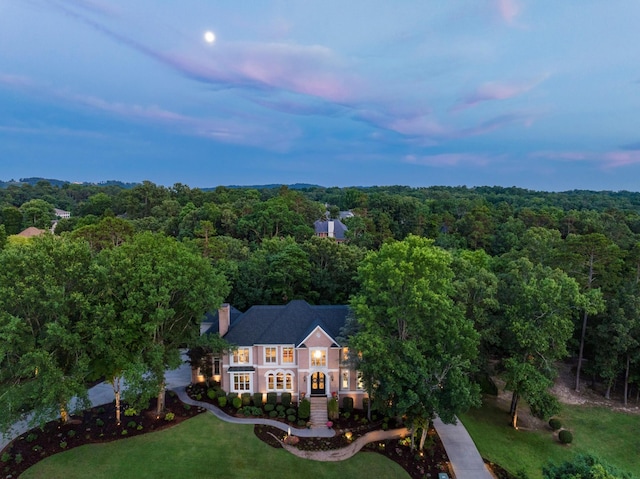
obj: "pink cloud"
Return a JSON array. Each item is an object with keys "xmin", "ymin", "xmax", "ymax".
[
  {"xmin": 453, "ymin": 75, "xmax": 547, "ymax": 111},
  {"xmin": 403, "ymin": 153, "xmax": 492, "ymax": 167},
  {"xmin": 496, "ymin": 0, "xmax": 520, "ymax": 24},
  {"xmin": 531, "ymin": 150, "xmax": 640, "ymax": 169}
]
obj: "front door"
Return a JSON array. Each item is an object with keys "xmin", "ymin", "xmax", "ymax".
[{"xmin": 310, "ymin": 372, "xmax": 325, "ymax": 396}]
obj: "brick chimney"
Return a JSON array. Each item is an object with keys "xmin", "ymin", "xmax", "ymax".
[{"xmin": 218, "ymin": 303, "xmax": 231, "ymax": 337}]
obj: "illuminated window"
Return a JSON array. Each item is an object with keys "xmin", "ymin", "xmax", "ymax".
[
  {"xmin": 356, "ymin": 371, "xmax": 365, "ymax": 390},
  {"xmin": 265, "ymin": 347, "xmax": 277, "ymax": 363},
  {"xmin": 233, "ymin": 373, "xmax": 251, "ymax": 391},
  {"xmin": 341, "ymin": 347, "xmax": 349, "ymax": 363},
  {"xmin": 233, "ymin": 348, "xmax": 250, "ymax": 364},
  {"xmin": 341, "ymin": 370, "xmax": 350, "ymax": 390},
  {"xmin": 266, "ymin": 372, "xmax": 294, "ymax": 391},
  {"xmin": 213, "ymin": 357, "xmax": 221, "ymax": 375},
  {"xmin": 311, "ymin": 349, "xmax": 326, "ymax": 367},
  {"xmin": 282, "ymin": 347, "xmax": 294, "ymax": 364}
]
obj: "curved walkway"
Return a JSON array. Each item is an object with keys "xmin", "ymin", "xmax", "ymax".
[{"xmin": 177, "ymin": 387, "xmax": 494, "ymax": 477}]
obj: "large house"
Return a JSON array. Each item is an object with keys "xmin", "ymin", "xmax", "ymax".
[
  {"xmin": 197, "ymin": 300, "xmax": 367, "ymax": 408},
  {"xmin": 313, "ymin": 219, "xmax": 348, "ymax": 242}
]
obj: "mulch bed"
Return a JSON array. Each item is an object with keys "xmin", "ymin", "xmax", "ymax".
[{"xmin": 0, "ymin": 391, "xmax": 204, "ymax": 478}]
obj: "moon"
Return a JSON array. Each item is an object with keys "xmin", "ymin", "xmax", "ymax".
[{"xmin": 204, "ymin": 31, "xmax": 216, "ymax": 44}]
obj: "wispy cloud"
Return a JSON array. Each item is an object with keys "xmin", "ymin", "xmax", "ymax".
[
  {"xmin": 453, "ymin": 75, "xmax": 548, "ymax": 111},
  {"xmin": 531, "ymin": 150, "xmax": 640, "ymax": 169},
  {"xmin": 0, "ymin": 73, "xmax": 298, "ymax": 149},
  {"xmin": 403, "ymin": 153, "xmax": 493, "ymax": 167}
]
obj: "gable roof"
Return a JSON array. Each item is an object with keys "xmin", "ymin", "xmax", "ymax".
[
  {"xmin": 17, "ymin": 227, "xmax": 46, "ymax": 238},
  {"xmin": 203, "ymin": 306, "xmax": 243, "ymax": 335},
  {"xmin": 213, "ymin": 300, "xmax": 349, "ymax": 347},
  {"xmin": 313, "ymin": 219, "xmax": 348, "ymax": 240}
]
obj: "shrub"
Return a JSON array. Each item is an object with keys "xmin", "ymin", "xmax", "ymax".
[
  {"xmin": 276, "ymin": 404, "xmax": 286, "ymax": 412},
  {"xmin": 287, "ymin": 415, "xmax": 297, "ymax": 422},
  {"xmin": 124, "ymin": 407, "xmax": 137, "ymax": 417},
  {"xmin": 127, "ymin": 421, "xmax": 137, "ymax": 428},
  {"xmin": 14, "ymin": 453, "xmax": 23, "ymax": 464},
  {"xmin": 32, "ymin": 445, "xmax": 43, "ymax": 453},
  {"xmin": 207, "ymin": 389, "xmax": 217, "ymax": 400},
  {"xmin": 281, "ymin": 392, "xmax": 292, "ymax": 407},
  {"xmin": 59, "ymin": 441, "xmax": 68, "ymax": 449},
  {"xmin": 121, "ymin": 430, "xmax": 128, "ymax": 436},
  {"xmin": 195, "ymin": 393, "xmax": 202, "ymax": 401},
  {"xmin": 95, "ymin": 418, "xmax": 105, "ymax": 427},
  {"xmin": 269, "ymin": 410, "xmax": 278, "ymax": 418},
  {"xmin": 264, "ymin": 403, "xmax": 275, "ymax": 412},
  {"xmin": 328, "ymin": 397, "xmax": 339, "ymax": 420},
  {"xmin": 342, "ymin": 411, "xmax": 351, "ymax": 419},
  {"xmin": 298, "ymin": 399, "xmax": 311, "ymax": 420},
  {"xmin": 164, "ymin": 412, "xmax": 175, "ymax": 421},
  {"xmin": 217, "ymin": 396, "xmax": 227, "ymax": 408},
  {"xmin": 253, "ymin": 392, "xmax": 263, "ymax": 406},
  {"xmin": 342, "ymin": 396, "xmax": 354, "ymax": 412},
  {"xmin": 250, "ymin": 406, "xmax": 263, "ymax": 416},
  {"xmin": 1, "ymin": 452, "xmax": 11, "ymax": 463},
  {"xmin": 297, "ymin": 419, "xmax": 307, "ymax": 427},
  {"xmin": 216, "ymin": 388, "xmax": 227, "ymax": 398},
  {"xmin": 183, "ymin": 403, "xmax": 191, "ymax": 411},
  {"xmin": 232, "ymin": 397, "xmax": 242, "ymax": 409},
  {"xmin": 241, "ymin": 392, "xmax": 252, "ymax": 406},
  {"xmin": 136, "ymin": 424, "xmax": 143, "ymax": 430},
  {"xmin": 286, "ymin": 408, "xmax": 297, "ymax": 416},
  {"xmin": 243, "ymin": 408, "xmax": 252, "ymax": 416},
  {"xmin": 362, "ymin": 397, "xmax": 369, "ymax": 412},
  {"xmin": 227, "ymin": 392, "xmax": 238, "ymax": 401},
  {"xmin": 26, "ymin": 433, "xmax": 38, "ymax": 443},
  {"xmin": 558, "ymin": 429, "xmax": 573, "ymax": 444},
  {"xmin": 67, "ymin": 429, "xmax": 76, "ymax": 438},
  {"xmin": 549, "ymin": 418, "xmax": 562, "ymax": 431},
  {"xmin": 278, "ymin": 410, "xmax": 286, "ymax": 418},
  {"xmin": 266, "ymin": 392, "xmax": 277, "ymax": 405}
]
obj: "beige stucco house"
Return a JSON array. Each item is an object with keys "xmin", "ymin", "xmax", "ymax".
[{"xmin": 196, "ymin": 300, "xmax": 367, "ymax": 408}]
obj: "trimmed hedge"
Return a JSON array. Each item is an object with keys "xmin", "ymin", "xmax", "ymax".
[
  {"xmin": 253, "ymin": 393, "xmax": 263, "ymax": 407},
  {"xmin": 328, "ymin": 397, "xmax": 339, "ymax": 420},
  {"xmin": 217, "ymin": 396, "xmax": 227, "ymax": 408},
  {"xmin": 281, "ymin": 392, "xmax": 292, "ymax": 408},
  {"xmin": 298, "ymin": 399, "xmax": 311, "ymax": 420},
  {"xmin": 266, "ymin": 392, "xmax": 277, "ymax": 405},
  {"xmin": 241, "ymin": 393, "xmax": 251, "ymax": 406},
  {"xmin": 559, "ymin": 429, "xmax": 573, "ymax": 444},
  {"xmin": 342, "ymin": 396, "xmax": 354, "ymax": 412},
  {"xmin": 232, "ymin": 397, "xmax": 242, "ymax": 409}
]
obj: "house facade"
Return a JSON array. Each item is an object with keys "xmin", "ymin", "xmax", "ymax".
[
  {"xmin": 313, "ymin": 219, "xmax": 348, "ymax": 242},
  {"xmin": 197, "ymin": 300, "xmax": 367, "ymax": 408}
]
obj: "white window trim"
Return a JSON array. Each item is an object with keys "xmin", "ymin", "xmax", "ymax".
[
  {"xmin": 356, "ymin": 371, "xmax": 365, "ymax": 390},
  {"xmin": 264, "ymin": 346, "xmax": 278, "ymax": 365},
  {"xmin": 264, "ymin": 369, "xmax": 295, "ymax": 392},
  {"xmin": 231, "ymin": 372, "xmax": 253, "ymax": 393},
  {"xmin": 340, "ymin": 369, "xmax": 350, "ymax": 391},
  {"xmin": 232, "ymin": 347, "xmax": 252, "ymax": 365},
  {"xmin": 281, "ymin": 346, "xmax": 295, "ymax": 365},
  {"xmin": 310, "ymin": 347, "xmax": 327, "ymax": 368}
]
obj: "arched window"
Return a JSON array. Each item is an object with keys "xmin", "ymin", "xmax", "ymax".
[{"xmin": 265, "ymin": 370, "xmax": 294, "ymax": 391}]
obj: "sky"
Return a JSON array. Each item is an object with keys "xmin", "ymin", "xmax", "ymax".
[{"xmin": 1, "ymin": 0, "xmax": 640, "ymax": 191}]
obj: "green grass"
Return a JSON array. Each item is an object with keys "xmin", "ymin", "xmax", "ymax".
[
  {"xmin": 459, "ymin": 399, "xmax": 640, "ymax": 479},
  {"xmin": 21, "ymin": 414, "xmax": 410, "ymax": 479}
]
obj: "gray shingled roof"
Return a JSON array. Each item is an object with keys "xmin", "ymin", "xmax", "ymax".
[
  {"xmin": 213, "ymin": 300, "xmax": 349, "ymax": 347},
  {"xmin": 313, "ymin": 219, "xmax": 348, "ymax": 240},
  {"xmin": 203, "ymin": 306, "xmax": 243, "ymax": 335}
]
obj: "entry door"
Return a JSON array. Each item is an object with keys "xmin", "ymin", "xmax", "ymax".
[{"xmin": 310, "ymin": 372, "xmax": 325, "ymax": 395}]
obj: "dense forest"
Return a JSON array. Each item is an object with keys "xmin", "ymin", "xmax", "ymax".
[{"xmin": 1, "ymin": 178, "xmax": 640, "ymax": 430}]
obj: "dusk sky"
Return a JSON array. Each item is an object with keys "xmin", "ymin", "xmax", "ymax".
[{"xmin": 1, "ymin": 1, "xmax": 640, "ymax": 191}]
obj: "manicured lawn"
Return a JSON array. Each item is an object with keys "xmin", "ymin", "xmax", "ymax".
[
  {"xmin": 459, "ymin": 399, "xmax": 640, "ymax": 479},
  {"xmin": 21, "ymin": 413, "xmax": 410, "ymax": 479}
]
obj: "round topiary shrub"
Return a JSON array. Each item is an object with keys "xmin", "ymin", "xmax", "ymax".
[
  {"xmin": 217, "ymin": 396, "xmax": 228, "ymax": 408},
  {"xmin": 264, "ymin": 403, "xmax": 275, "ymax": 412},
  {"xmin": 207, "ymin": 389, "xmax": 217, "ymax": 400},
  {"xmin": 558, "ymin": 429, "xmax": 573, "ymax": 444},
  {"xmin": 287, "ymin": 414, "xmax": 297, "ymax": 422},
  {"xmin": 232, "ymin": 396, "xmax": 242, "ymax": 409},
  {"xmin": 269, "ymin": 410, "xmax": 278, "ymax": 418},
  {"xmin": 549, "ymin": 418, "xmax": 562, "ymax": 431}
]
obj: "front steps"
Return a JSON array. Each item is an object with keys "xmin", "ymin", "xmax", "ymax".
[{"xmin": 309, "ymin": 396, "xmax": 328, "ymax": 428}]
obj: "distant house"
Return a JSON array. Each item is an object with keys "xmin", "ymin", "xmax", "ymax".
[
  {"xmin": 197, "ymin": 300, "xmax": 367, "ymax": 408},
  {"xmin": 54, "ymin": 208, "xmax": 71, "ymax": 219},
  {"xmin": 313, "ymin": 219, "xmax": 348, "ymax": 242}
]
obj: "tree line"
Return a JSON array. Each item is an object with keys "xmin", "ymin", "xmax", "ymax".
[{"xmin": 1, "ymin": 180, "xmax": 640, "ymax": 434}]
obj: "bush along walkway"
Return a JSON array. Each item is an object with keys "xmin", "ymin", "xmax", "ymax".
[
  {"xmin": 176, "ymin": 387, "xmax": 495, "ymax": 478},
  {"xmin": 175, "ymin": 387, "xmax": 334, "ymax": 438}
]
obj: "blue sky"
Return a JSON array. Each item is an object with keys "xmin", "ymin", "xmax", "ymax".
[{"xmin": 1, "ymin": 0, "xmax": 640, "ymax": 191}]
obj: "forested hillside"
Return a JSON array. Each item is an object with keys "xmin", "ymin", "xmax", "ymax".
[{"xmin": 1, "ymin": 179, "xmax": 639, "ymax": 422}]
